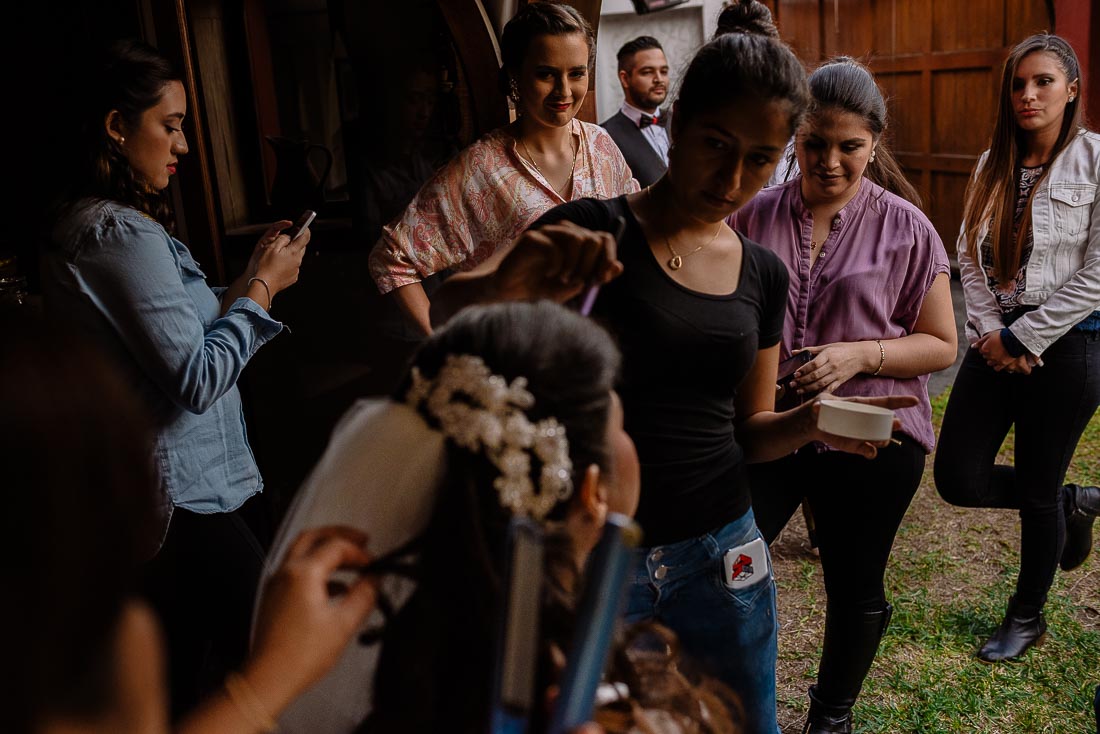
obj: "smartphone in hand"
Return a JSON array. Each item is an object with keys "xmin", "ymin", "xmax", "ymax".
[
  {"xmin": 775, "ymin": 350, "xmax": 812, "ymax": 406},
  {"xmin": 777, "ymin": 350, "xmax": 812, "ymax": 385},
  {"xmin": 283, "ymin": 210, "xmax": 317, "ymax": 241}
]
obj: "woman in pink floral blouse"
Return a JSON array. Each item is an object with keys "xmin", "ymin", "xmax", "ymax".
[{"xmin": 368, "ymin": 2, "xmax": 638, "ymax": 335}]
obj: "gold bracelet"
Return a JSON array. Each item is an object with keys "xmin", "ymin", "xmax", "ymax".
[
  {"xmin": 225, "ymin": 672, "xmax": 278, "ymax": 733},
  {"xmin": 247, "ymin": 277, "xmax": 272, "ymax": 310},
  {"xmin": 872, "ymin": 339, "xmax": 886, "ymax": 376}
]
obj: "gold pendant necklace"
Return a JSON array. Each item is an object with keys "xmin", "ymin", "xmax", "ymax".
[
  {"xmin": 665, "ymin": 225, "xmax": 722, "ymax": 270},
  {"xmin": 645, "ymin": 187, "xmax": 722, "ymax": 270}
]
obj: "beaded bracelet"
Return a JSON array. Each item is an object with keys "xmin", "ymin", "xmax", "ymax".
[
  {"xmin": 247, "ymin": 277, "xmax": 272, "ymax": 310},
  {"xmin": 225, "ymin": 672, "xmax": 278, "ymax": 732},
  {"xmin": 872, "ymin": 339, "xmax": 886, "ymax": 376}
]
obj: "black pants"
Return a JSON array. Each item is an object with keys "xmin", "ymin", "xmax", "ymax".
[
  {"xmin": 934, "ymin": 331, "xmax": 1100, "ymax": 610},
  {"xmin": 749, "ymin": 437, "xmax": 925, "ymax": 706},
  {"xmin": 141, "ymin": 505, "xmax": 267, "ymax": 719},
  {"xmin": 750, "ymin": 436, "xmax": 926, "ymax": 612}
]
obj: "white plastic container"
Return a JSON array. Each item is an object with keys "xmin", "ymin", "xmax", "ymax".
[{"xmin": 816, "ymin": 400, "xmax": 895, "ymax": 442}]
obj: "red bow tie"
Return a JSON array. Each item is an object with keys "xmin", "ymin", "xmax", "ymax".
[{"xmin": 638, "ymin": 114, "xmax": 664, "ymax": 129}]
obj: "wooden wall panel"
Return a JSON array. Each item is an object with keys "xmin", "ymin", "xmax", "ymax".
[
  {"xmin": 931, "ymin": 173, "xmax": 970, "ymax": 257},
  {"xmin": 879, "ymin": 71, "xmax": 922, "ymax": 152},
  {"xmin": 931, "ymin": 69, "xmax": 997, "ymax": 154},
  {"xmin": 870, "ymin": 0, "xmax": 928, "ymax": 55},
  {"xmin": 823, "ymin": 0, "xmax": 874, "ymax": 59},
  {"xmin": 932, "ymin": 0, "xmax": 1003, "ymax": 52},
  {"xmin": 776, "ymin": 0, "xmax": 822, "ymax": 66},
  {"xmin": 774, "ymin": 0, "xmax": 1053, "ymax": 264},
  {"xmin": 1008, "ymin": 0, "xmax": 1055, "ymax": 38}
]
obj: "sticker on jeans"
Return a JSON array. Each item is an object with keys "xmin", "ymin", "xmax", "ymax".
[{"xmin": 722, "ymin": 537, "xmax": 770, "ymax": 590}]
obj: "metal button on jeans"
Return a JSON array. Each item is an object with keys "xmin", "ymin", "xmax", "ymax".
[
  {"xmin": 651, "ymin": 549, "xmax": 664, "ymax": 562},
  {"xmin": 654, "ymin": 565, "xmax": 668, "ymax": 580}
]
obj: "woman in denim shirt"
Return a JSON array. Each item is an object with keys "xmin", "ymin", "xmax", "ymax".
[
  {"xmin": 935, "ymin": 34, "xmax": 1100, "ymax": 663},
  {"xmin": 43, "ymin": 40, "xmax": 310, "ymax": 715}
]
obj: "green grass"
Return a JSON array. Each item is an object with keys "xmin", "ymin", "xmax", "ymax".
[{"xmin": 773, "ymin": 390, "xmax": 1100, "ymax": 733}]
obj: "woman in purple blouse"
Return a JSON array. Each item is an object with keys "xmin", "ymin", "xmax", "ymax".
[{"xmin": 730, "ymin": 58, "xmax": 957, "ymax": 734}]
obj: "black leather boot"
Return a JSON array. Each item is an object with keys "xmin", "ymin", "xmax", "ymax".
[
  {"xmin": 802, "ymin": 685, "xmax": 852, "ymax": 734},
  {"xmin": 802, "ymin": 604, "xmax": 893, "ymax": 734},
  {"xmin": 977, "ymin": 596, "xmax": 1047, "ymax": 663},
  {"xmin": 1061, "ymin": 484, "xmax": 1100, "ymax": 572}
]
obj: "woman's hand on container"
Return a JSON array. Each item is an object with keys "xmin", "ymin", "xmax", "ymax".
[
  {"xmin": 251, "ymin": 220, "xmax": 311, "ymax": 296},
  {"xmin": 790, "ymin": 342, "xmax": 878, "ymax": 395},
  {"xmin": 494, "ymin": 221, "xmax": 623, "ymax": 303}
]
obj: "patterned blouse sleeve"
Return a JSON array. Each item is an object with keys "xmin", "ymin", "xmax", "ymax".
[
  {"xmin": 591, "ymin": 124, "xmax": 641, "ymax": 196},
  {"xmin": 368, "ymin": 142, "xmax": 494, "ymax": 294}
]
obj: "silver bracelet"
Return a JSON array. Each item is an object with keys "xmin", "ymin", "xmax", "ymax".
[
  {"xmin": 247, "ymin": 277, "xmax": 272, "ymax": 310},
  {"xmin": 872, "ymin": 339, "xmax": 885, "ymax": 376}
]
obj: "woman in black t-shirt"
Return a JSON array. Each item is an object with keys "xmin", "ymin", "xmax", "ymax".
[{"xmin": 431, "ymin": 4, "xmax": 915, "ymax": 732}]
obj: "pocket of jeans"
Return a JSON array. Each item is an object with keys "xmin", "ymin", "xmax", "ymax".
[{"xmin": 711, "ymin": 534, "xmax": 774, "ymax": 612}]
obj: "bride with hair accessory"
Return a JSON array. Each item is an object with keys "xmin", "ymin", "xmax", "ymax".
[{"xmin": 257, "ymin": 302, "xmax": 741, "ymax": 734}]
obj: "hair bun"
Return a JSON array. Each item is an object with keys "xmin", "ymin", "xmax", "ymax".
[{"xmin": 715, "ymin": 0, "xmax": 779, "ymax": 39}]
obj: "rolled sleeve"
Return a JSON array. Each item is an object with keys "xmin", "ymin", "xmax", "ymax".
[{"xmin": 70, "ymin": 213, "xmax": 281, "ymax": 414}]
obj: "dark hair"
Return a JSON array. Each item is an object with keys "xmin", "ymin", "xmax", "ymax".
[
  {"xmin": 675, "ymin": 3, "xmax": 809, "ymax": 136},
  {"xmin": 616, "ymin": 35, "xmax": 664, "ymax": 73},
  {"xmin": 2, "ymin": 309, "xmax": 164, "ymax": 731},
  {"xmin": 806, "ymin": 57, "xmax": 922, "ymax": 207},
  {"xmin": 366, "ymin": 302, "xmax": 619, "ymax": 733},
  {"xmin": 715, "ymin": 0, "xmax": 780, "ymax": 39},
  {"xmin": 67, "ymin": 39, "xmax": 184, "ymax": 224},
  {"xmin": 963, "ymin": 33, "xmax": 1085, "ymax": 281},
  {"xmin": 497, "ymin": 1, "xmax": 596, "ymax": 98}
]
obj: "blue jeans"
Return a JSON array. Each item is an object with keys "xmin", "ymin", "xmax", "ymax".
[{"xmin": 624, "ymin": 509, "xmax": 780, "ymax": 734}]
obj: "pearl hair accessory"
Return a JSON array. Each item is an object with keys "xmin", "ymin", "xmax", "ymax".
[{"xmin": 405, "ymin": 354, "xmax": 573, "ymax": 521}]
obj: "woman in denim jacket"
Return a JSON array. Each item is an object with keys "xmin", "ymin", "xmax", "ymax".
[
  {"xmin": 42, "ymin": 40, "xmax": 310, "ymax": 715},
  {"xmin": 935, "ymin": 33, "xmax": 1100, "ymax": 663}
]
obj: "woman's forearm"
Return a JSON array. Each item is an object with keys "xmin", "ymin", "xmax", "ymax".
[
  {"xmin": 866, "ymin": 333, "xmax": 958, "ymax": 378},
  {"xmin": 737, "ymin": 408, "xmax": 816, "ymax": 464},
  {"xmin": 390, "ymin": 281, "xmax": 434, "ymax": 336}
]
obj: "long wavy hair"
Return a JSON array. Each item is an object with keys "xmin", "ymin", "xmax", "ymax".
[
  {"xmin": 805, "ymin": 57, "xmax": 922, "ymax": 207},
  {"xmin": 962, "ymin": 34, "xmax": 1084, "ymax": 280},
  {"xmin": 61, "ymin": 39, "xmax": 183, "ymax": 225}
]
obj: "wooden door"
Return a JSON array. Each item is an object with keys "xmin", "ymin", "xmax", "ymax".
[{"xmin": 771, "ymin": 0, "xmax": 1054, "ymax": 259}]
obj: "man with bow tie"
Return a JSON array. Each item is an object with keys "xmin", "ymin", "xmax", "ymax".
[{"xmin": 601, "ymin": 36, "xmax": 669, "ymax": 188}]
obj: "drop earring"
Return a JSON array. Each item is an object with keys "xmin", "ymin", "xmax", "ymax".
[
  {"xmin": 869, "ymin": 148, "xmax": 877, "ymax": 163},
  {"xmin": 509, "ymin": 78, "xmax": 520, "ymax": 105}
]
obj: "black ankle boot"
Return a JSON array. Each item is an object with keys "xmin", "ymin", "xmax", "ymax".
[
  {"xmin": 977, "ymin": 596, "xmax": 1047, "ymax": 663},
  {"xmin": 802, "ymin": 685, "xmax": 851, "ymax": 734},
  {"xmin": 802, "ymin": 604, "xmax": 893, "ymax": 734},
  {"xmin": 1062, "ymin": 484, "xmax": 1100, "ymax": 572}
]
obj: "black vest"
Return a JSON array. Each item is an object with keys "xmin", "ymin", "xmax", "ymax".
[{"xmin": 601, "ymin": 110, "xmax": 667, "ymax": 189}]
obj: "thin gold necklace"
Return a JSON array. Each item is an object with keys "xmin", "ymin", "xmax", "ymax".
[
  {"xmin": 646, "ymin": 187, "xmax": 723, "ymax": 270},
  {"xmin": 519, "ymin": 122, "xmax": 578, "ymax": 197}
]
